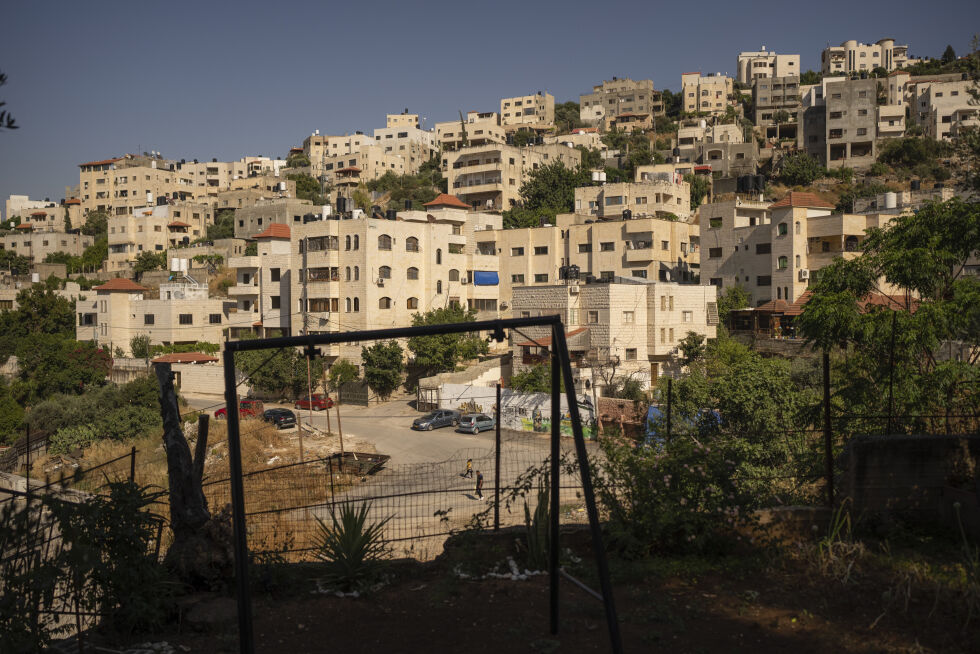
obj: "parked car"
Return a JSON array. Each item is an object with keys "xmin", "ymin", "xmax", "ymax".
[
  {"xmin": 214, "ymin": 399, "xmax": 264, "ymax": 420},
  {"xmin": 263, "ymin": 408, "xmax": 297, "ymax": 430},
  {"xmin": 411, "ymin": 410, "xmax": 460, "ymax": 431},
  {"xmin": 294, "ymin": 393, "xmax": 334, "ymax": 411},
  {"xmin": 457, "ymin": 413, "xmax": 495, "ymax": 434}
]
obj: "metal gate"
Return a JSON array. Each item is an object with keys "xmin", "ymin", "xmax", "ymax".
[{"xmin": 338, "ymin": 380, "xmax": 370, "ymax": 406}]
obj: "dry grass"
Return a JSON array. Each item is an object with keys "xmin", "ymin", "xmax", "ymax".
[{"xmin": 208, "ymin": 266, "xmax": 236, "ymax": 297}]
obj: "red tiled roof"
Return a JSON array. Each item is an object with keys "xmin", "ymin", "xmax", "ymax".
[
  {"xmin": 151, "ymin": 352, "xmax": 218, "ymax": 364},
  {"xmin": 253, "ymin": 223, "xmax": 290, "ymax": 239},
  {"xmin": 755, "ymin": 299, "xmax": 791, "ymax": 313},
  {"xmin": 252, "ymin": 321, "xmax": 263, "ymax": 327},
  {"xmin": 694, "ymin": 165, "xmax": 713, "ymax": 172},
  {"xmin": 423, "ymin": 193, "xmax": 471, "ymax": 210},
  {"xmin": 30, "ymin": 211, "xmax": 48, "ymax": 217},
  {"xmin": 15, "ymin": 223, "xmax": 33, "ymax": 230},
  {"xmin": 289, "ymin": 147, "xmax": 304, "ymax": 153},
  {"xmin": 770, "ymin": 191, "xmax": 835, "ymax": 210},
  {"xmin": 78, "ymin": 157, "xmax": 123, "ymax": 167},
  {"xmin": 786, "ymin": 291, "xmax": 918, "ymax": 317},
  {"xmin": 516, "ymin": 327, "xmax": 588, "ymax": 348},
  {"xmin": 64, "ymin": 198, "xmax": 81, "ymax": 205},
  {"xmin": 569, "ymin": 127, "xmax": 598, "ymax": 134},
  {"xmin": 784, "ymin": 290, "xmax": 812, "ymax": 316},
  {"xmin": 336, "ymin": 166, "xmax": 362, "ymax": 174},
  {"xmin": 167, "ymin": 221, "xmax": 191, "ymax": 228},
  {"xmin": 93, "ymin": 278, "xmax": 148, "ymax": 292}
]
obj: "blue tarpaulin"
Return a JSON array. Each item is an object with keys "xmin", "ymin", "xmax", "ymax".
[{"xmin": 472, "ymin": 271, "xmax": 499, "ymax": 286}]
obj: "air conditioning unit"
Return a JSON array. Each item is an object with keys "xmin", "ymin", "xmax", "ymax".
[
  {"xmin": 799, "ymin": 269, "xmax": 810, "ymax": 281},
  {"xmin": 460, "ymin": 279, "xmax": 467, "ymax": 285},
  {"xmin": 377, "ymin": 278, "xmax": 385, "ymax": 286},
  {"xmin": 569, "ymin": 285, "xmax": 580, "ymax": 294}
]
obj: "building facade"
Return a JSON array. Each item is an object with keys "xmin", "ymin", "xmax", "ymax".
[
  {"xmin": 821, "ymin": 38, "xmax": 919, "ymax": 75},
  {"xmin": 579, "ymin": 78, "xmax": 663, "ymax": 129},
  {"xmin": 681, "ymin": 73, "xmax": 734, "ymax": 116},
  {"xmin": 106, "ymin": 203, "xmax": 213, "ymax": 273},
  {"xmin": 736, "ymin": 49, "xmax": 800, "ymax": 84},
  {"xmin": 499, "ymin": 92, "xmax": 555, "ymax": 128}
]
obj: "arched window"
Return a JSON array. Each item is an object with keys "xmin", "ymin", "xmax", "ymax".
[
  {"xmin": 777, "ymin": 255, "xmax": 788, "ymax": 269},
  {"xmin": 353, "ymin": 297, "xmax": 360, "ymax": 312},
  {"xmin": 378, "ymin": 234, "xmax": 392, "ymax": 250},
  {"xmin": 448, "ymin": 269, "xmax": 460, "ymax": 282},
  {"xmin": 795, "ymin": 221, "xmax": 801, "ymax": 235},
  {"xmin": 845, "ymin": 235, "xmax": 859, "ymax": 251},
  {"xmin": 436, "ymin": 248, "xmax": 442, "ymax": 265},
  {"xmin": 353, "ymin": 235, "xmax": 359, "ymax": 250},
  {"xmin": 406, "ymin": 236, "xmax": 419, "ymax": 252},
  {"xmin": 436, "ymin": 280, "xmax": 442, "ymax": 294},
  {"xmin": 345, "ymin": 266, "xmax": 351, "ymax": 281},
  {"xmin": 777, "ymin": 222, "xmax": 788, "ymax": 236},
  {"xmin": 379, "ymin": 265, "xmax": 391, "ymax": 279},
  {"xmin": 345, "ymin": 235, "xmax": 351, "ymax": 250},
  {"xmin": 354, "ymin": 266, "xmax": 360, "ymax": 281},
  {"xmin": 379, "ymin": 297, "xmax": 392, "ymax": 309},
  {"xmin": 407, "ymin": 297, "xmax": 419, "ymax": 310},
  {"xmin": 795, "ymin": 254, "xmax": 801, "ymax": 268},
  {"xmin": 407, "ymin": 267, "xmax": 419, "ymax": 280},
  {"xmin": 345, "ymin": 297, "xmax": 351, "ymax": 312}
]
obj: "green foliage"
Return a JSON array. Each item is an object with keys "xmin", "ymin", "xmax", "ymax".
[
  {"xmin": 0, "ymin": 380, "xmax": 24, "ymax": 445},
  {"xmin": 827, "ymin": 167, "xmax": 854, "ymax": 184},
  {"xmin": 772, "ymin": 109, "xmax": 791, "ymax": 124},
  {"xmin": 0, "ymin": 286, "xmax": 76, "ymax": 363},
  {"xmin": 286, "ymin": 173, "xmax": 325, "ymax": 205},
  {"xmin": 522, "ymin": 480, "xmax": 550, "ymax": 570},
  {"xmin": 361, "ymin": 340, "xmax": 403, "ymax": 401},
  {"xmin": 575, "ymin": 146, "xmax": 604, "ymax": 171},
  {"xmin": 780, "ymin": 151, "xmax": 824, "ymax": 186},
  {"xmin": 407, "ymin": 304, "xmax": 488, "ymax": 375},
  {"xmin": 800, "ymin": 70, "xmax": 823, "ymax": 85},
  {"xmin": 63, "ymin": 206, "xmax": 71, "ymax": 232},
  {"xmin": 717, "ymin": 285, "xmax": 750, "ymax": 324},
  {"xmin": 510, "ymin": 130, "xmax": 534, "ymax": 147},
  {"xmin": 606, "ymin": 376, "xmax": 646, "ymax": 403},
  {"xmin": 352, "ymin": 187, "xmax": 371, "ymax": 211},
  {"xmin": 0, "ymin": 69, "xmax": 17, "ymax": 131},
  {"xmin": 869, "ymin": 162, "xmax": 889, "ymax": 176},
  {"xmin": 81, "ymin": 210, "xmax": 108, "ymax": 239},
  {"xmin": 313, "ymin": 502, "xmax": 391, "ymax": 592},
  {"xmin": 554, "ymin": 101, "xmax": 583, "ymax": 134},
  {"xmin": 516, "ymin": 160, "xmax": 591, "ymax": 217},
  {"xmin": 942, "ymin": 45, "xmax": 957, "ymax": 64},
  {"xmin": 835, "ymin": 181, "xmax": 892, "ymax": 212},
  {"xmin": 49, "ymin": 424, "xmax": 100, "ymax": 454},
  {"xmin": 0, "ymin": 248, "xmax": 31, "ymax": 274},
  {"xmin": 326, "ymin": 359, "xmax": 360, "ymax": 392},
  {"xmin": 286, "ymin": 152, "xmax": 310, "ymax": 168},
  {"xmin": 45, "ymin": 238, "xmax": 108, "ymax": 274},
  {"xmin": 878, "ymin": 136, "xmax": 954, "ymax": 180},
  {"xmin": 684, "ymin": 173, "xmax": 711, "ymax": 209},
  {"xmin": 149, "ymin": 341, "xmax": 220, "ymax": 356},
  {"xmin": 678, "ymin": 331, "xmax": 706, "ymax": 365},
  {"xmin": 661, "ymin": 88, "xmax": 683, "ymax": 119},
  {"xmin": 15, "ymin": 335, "xmax": 111, "ymax": 403},
  {"xmin": 654, "ymin": 115, "xmax": 676, "ymax": 134},
  {"xmin": 244, "ymin": 242, "xmax": 257, "ymax": 256},
  {"xmin": 601, "ymin": 129, "xmax": 660, "ymax": 177},
  {"xmin": 234, "ymin": 343, "xmax": 324, "ymax": 399},
  {"xmin": 502, "ymin": 206, "xmax": 557, "ymax": 229},
  {"xmin": 207, "ymin": 209, "xmax": 236, "ymax": 240},
  {"xmin": 133, "ymin": 250, "xmax": 166, "ymax": 276},
  {"xmin": 510, "ymin": 362, "xmax": 564, "ymax": 394},
  {"xmin": 365, "ymin": 168, "xmax": 441, "ymax": 210}
]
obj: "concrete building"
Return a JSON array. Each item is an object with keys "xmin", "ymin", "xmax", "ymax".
[
  {"xmin": 372, "ymin": 123, "xmax": 436, "ymax": 172},
  {"xmin": 303, "ymin": 131, "xmax": 375, "ymax": 177},
  {"xmin": 77, "ymin": 154, "xmax": 201, "ymax": 217},
  {"xmin": 753, "ymin": 76, "xmax": 802, "ymax": 139},
  {"xmin": 387, "ymin": 112, "xmax": 420, "ymax": 129},
  {"xmin": 444, "ymin": 143, "xmax": 581, "ymax": 211},
  {"xmin": 682, "ymin": 73, "xmax": 734, "ymax": 115},
  {"xmin": 0, "ymin": 230, "xmax": 93, "ymax": 265},
  {"xmin": 799, "ymin": 77, "xmax": 878, "ymax": 168},
  {"xmin": 321, "ymin": 144, "xmax": 408, "ymax": 185},
  {"xmin": 106, "ymin": 203, "xmax": 213, "ymax": 273},
  {"xmin": 573, "ymin": 179, "xmax": 691, "ymax": 221},
  {"xmin": 510, "ymin": 279, "xmax": 718, "ymax": 391},
  {"xmin": 435, "ymin": 112, "xmax": 507, "ymax": 152},
  {"xmin": 499, "ymin": 92, "xmax": 555, "ymax": 128},
  {"xmin": 4, "ymin": 195, "xmax": 59, "ymax": 223},
  {"xmin": 821, "ymin": 38, "xmax": 919, "ymax": 75},
  {"xmin": 699, "ymin": 192, "xmax": 900, "ymax": 306},
  {"xmin": 75, "ymin": 277, "xmax": 241, "ymax": 355},
  {"xmin": 736, "ymin": 48, "xmax": 800, "ymax": 84},
  {"xmin": 579, "ymin": 78, "xmax": 663, "ymax": 129},
  {"xmin": 232, "ymin": 198, "xmax": 317, "ymax": 239},
  {"xmin": 908, "ymin": 78, "xmax": 979, "ymax": 140}
]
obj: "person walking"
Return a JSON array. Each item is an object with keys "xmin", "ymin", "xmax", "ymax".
[
  {"xmin": 475, "ymin": 470, "xmax": 484, "ymax": 500},
  {"xmin": 463, "ymin": 458, "xmax": 473, "ymax": 478}
]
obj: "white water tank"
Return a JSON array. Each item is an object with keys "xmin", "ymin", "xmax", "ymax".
[
  {"xmin": 884, "ymin": 192, "xmax": 897, "ymax": 209},
  {"xmin": 699, "ymin": 119, "xmax": 707, "ymax": 129}
]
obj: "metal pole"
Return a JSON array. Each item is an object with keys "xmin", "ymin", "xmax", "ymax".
[
  {"xmin": 549, "ymin": 337, "xmax": 561, "ymax": 636},
  {"xmin": 823, "ymin": 351, "xmax": 834, "ymax": 508},
  {"xmin": 222, "ymin": 348, "xmax": 255, "ymax": 654},
  {"xmin": 25, "ymin": 425, "xmax": 30, "ymax": 499},
  {"xmin": 336, "ymin": 405, "xmax": 345, "ymax": 470},
  {"xmin": 553, "ymin": 326, "xmax": 624, "ymax": 654},
  {"xmin": 666, "ymin": 377, "xmax": 673, "ymax": 440},
  {"xmin": 494, "ymin": 382, "xmax": 501, "ymax": 532},
  {"xmin": 886, "ymin": 309, "xmax": 897, "ymax": 435},
  {"xmin": 130, "ymin": 446, "xmax": 136, "ymax": 482}
]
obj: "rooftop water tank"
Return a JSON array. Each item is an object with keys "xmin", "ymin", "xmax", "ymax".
[{"xmin": 884, "ymin": 192, "xmax": 897, "ymax": 209}]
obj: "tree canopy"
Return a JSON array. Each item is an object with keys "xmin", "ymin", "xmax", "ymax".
[
  {"xmin": 503, "ymin": 160, "xmax": 591, "ymax": 228},
  {"xmin": 234, "ymin": 343, "xmax": 325, "ymax": 399},
  {"xmin": 287, "ymin": 173, "xmax": 326, "ymax": 205},
  {"xmin": 407, "ymin": 304, "xmax": 488, "ymax": 375},
  {"xmin": 365, "ymin": 167, "xmax": 442, "ymax": 210},
  {"xmin": 207, "ymin": 209, "xmax": 236, "ymax": 240},
  {"xmin": 81, "ymin": 210, "xmax": 109, "ymax": 239},
  {"xmin": 554, "ymin": 101, "xmax": 583, "ymax": 134},
  {"xmin": 779, "ymin": 151, "xmax": 824, "ymax": 186},
  {"xmin": 0, "ymin": 69, "xmax": 17, "ymax": 131},
  {"xmin": 361, "ymin": 340, "xmax": 403, "ymax": 401},
  {"xmin": 684, "ymin": 173, "xmax": 711, "ymax": 210}
]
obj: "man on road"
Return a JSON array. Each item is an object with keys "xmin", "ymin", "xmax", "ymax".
[{"xmin": 475, "ymin": 470, "xmax": 484, "ymax": 500}]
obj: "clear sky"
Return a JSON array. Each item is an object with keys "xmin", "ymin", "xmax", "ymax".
[{"xmin": 1, "ymin": 0, "xmax": 978, "ymax": 216}]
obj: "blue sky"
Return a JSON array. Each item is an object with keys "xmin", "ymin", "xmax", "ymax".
[{"xmin": 1, "ymin": 0, "xmax": 978, "ymax": 216}]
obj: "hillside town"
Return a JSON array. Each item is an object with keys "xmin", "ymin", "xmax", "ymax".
[{"xmin": 2, "ymin": 22, "xmax": 980, "ymax": 654}]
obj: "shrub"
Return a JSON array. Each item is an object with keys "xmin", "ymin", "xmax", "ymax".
[
  {"xmin": 869, "ymin": 162, "xmax": 889, "ymax": 176},
  {"xmin": 313, "ymin": 502, "xmax": 391, "ymax": 592},
  {"xmin": 779, "ymin": 152, "xmax": 824, "ymax": 186},
  {"xmin": 49, "ymin": 424, "xmax": 99, "ymax": 454}
]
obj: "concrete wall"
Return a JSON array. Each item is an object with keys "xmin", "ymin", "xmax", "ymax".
[
  {"xmin": 437, "ymin": 384, "xmax": 597, "ymax": 438},
  {"xmin": 173, "ymin": 362, "xmax": 225, "ymax": 397}
]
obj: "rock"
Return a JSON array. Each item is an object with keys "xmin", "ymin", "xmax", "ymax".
[{"xmin": 184, "ymin": 597, "xmax": 238, "ymax": 631}]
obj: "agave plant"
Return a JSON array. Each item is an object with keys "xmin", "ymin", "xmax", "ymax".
[
  {"xmin": 523, "ymin": 478, "xmax": 551, "ymax": 571},
  {"xmin": 314, "ymin": 502, "xmax": 392, "ymax": 592}
]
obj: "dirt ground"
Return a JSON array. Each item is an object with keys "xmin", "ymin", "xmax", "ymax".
[{"xmin": 81, "ymin": 529, "xmax": 979, "ymax": 654}]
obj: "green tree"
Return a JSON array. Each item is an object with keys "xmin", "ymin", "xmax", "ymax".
[
  {"xmin": 244, "ymin": 242, "xmax": 257, "ymax": 256},
  {"xmin": 717, "ymin": 284, "xmax": 750, "ymax": 325},
  {"xmin": 0, "ymin": 286, "xmax": 76, "ymax": 361},
  {"xmin": 554, "ymin": 101, "xmax": 583, "ymax": 134},
  {"xmin": 129, "ymin": 335, "xmax": 151, "ymax": 359},
  {"xmin": 772, "ymin": 109, "xmax": 791, "ymax": 124},
  {"xmin": 365, "ymin": 170, "xmax": 440, "ymax": 210},
  {"xmin": 326, "ymin": 359, "xmax": 360, "ymax": 392},
  {"xmin": 575, "ymin": 146, "xmax": 604, "ymax": 171},
  {"xmin": 63, "ymin": 206, "xmax": 72, "ymax": 232},
  {"xmin": 407, "ymin": 304, "xmax": 488, "ymax": 375},
  {"xmin": 678, "ymin": 331, "xmax": 707, "ymax": 365},
  {"xmin": 942, "ymin": 44, "xmax": 957, "ymax": 64},
  {"xmin": 207, "ymin": 209, "xmax": 236, "ymax": 240},
  {"xmin": 683, "ymin": 173, "xmax": 711, "ymax": 209},
  {"xmin": 361, "ymin": 340, "xmax": 403, "ymax": 401},
  {"xmin": 661, "ymin": 89, "xmax": 683, "ymax": 119},
  {"xmin": 286, "ymin": 152, "xmax": 310, "ymax": 168},
  {"xmin": 81, "ymin": 210, "xmax": 109, "ymax": 239},
  {"xmin": 133, "ymin": 251, "xmax": 166, "ymax": 277},
  {"xmin": 800, "ymin": 70, "xmax": 822, "ymax": 85},
  {"xmin": 0, "ymin": 69, "xmax": 17, "ymax": 130},
  {"xmin": 510, "ymin": 130, "xmax": 534, "ymax": 147},
  {"xmin": 286, "ymin": 173, "xmax": 325, "ymax": 205},
  {"xmin": 779, "ymin": 151, "xmax": 824, "ymax": 186},
  {"xmin": 501, "ymin": 206, "xmax": 555, "ymax": 229},
  {"xmin": 878, "ymin": 136, "xmax": 954, "ymax": 178},
  {"xmin": 0, "ymin": 379, "xmax": 24, "ymax": 444},
  {"xmin": 510, "ymin": 362, "xmax": 563, "ymax": 393},
  {"xmin": 517, "ymin": 160, "xmax": 591, "ymax": 214},
  {"xmin": 234, "ymin": 344, "xmax": 325, "ymax": 399},
  {"xmin": 0, "ymin": 249, "xmax": 30, "ymax": 274},
  {"xmin": 15, "ymin": 335, "xmax": 111, "ymax": 402}
]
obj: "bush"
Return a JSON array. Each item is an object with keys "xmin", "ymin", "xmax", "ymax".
[
  {"xmin": 779, "ymin": 152, "xmax": 824, "ymax": 186},
  {"xmin": 49, "ymin": 424, "xmax": 100, "ymax": 454},
  {"xmin": 313, "ymin": 502, "xmax": 391, "ymax": 592},
  {"xmin": 869, "ymin": 162, "xmax": 889, "ymax": 176}
]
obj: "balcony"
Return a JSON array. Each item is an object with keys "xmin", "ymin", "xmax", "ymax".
[
  {"xmin": 229, "ymin": 255, "xmax": 260, "ymax": 269},
  {"xmin": 228, "ymin": 283, "xmax": 259, "ymax": 297},
  {"xmin": 624, "ymin": 242, "xmax": 655, "ymax": 263}
]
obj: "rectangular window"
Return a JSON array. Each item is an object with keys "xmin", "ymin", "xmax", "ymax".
[
  {"xmin": 534, "ymin": 273, "xmax": 548, "ymax": 283},
  {"xmin": 660, "ymin": 296, "xmax": 667, "ymax": 310},
  {"xmin": 144, "ymin": 314, "xmax": 155, "ymax": 325},
  {"xmin": 511, "ymin": 247, "xmax": 525, "ymax": 256},
  {"xmin": 534, "ymin": 246, "xmax": 548, "ymax": 255},
  {"xmin": 600, "ymin": 242, "xmax": 615, "ymax": 251},
  {"xmin": 578, "ymin": 243, "xmax": 591, "ymax": 253},
  {"xmin": 756, "ymin": 243, "xmax": 771, "ymax": 254},
  {"xmin": 661, "ymin": 240, "xmax": 669, "ymax": 250},
  {"xmin": 270, "ymin": 268, "xmax": 280, "ymax": 282},
  {"xmin": 669, "ymin": 328, "xmax": 674, "ymax": 342},
  {"xmin": 660, "ymin": 328, "xmax": 666, "ymax": 344},
  {"xmin": 179, "ymin": 314, "xmax": 193, "ymax": 325},
  {"xmin": 623, "ymin": 311, "xmax": 634, "ymax": 323},
  {"xmin": 600, "ymin": 271, "xmax": 614, "ymax": 281},
  {"xmin": 271, "ymin": 296, "xmax": 281, "ymax": 309},
  {"xmin": 682, "ymin": 311, "xmax": 693, "ymax": 323},
  {"xmin": 709, "ymin": 217, "xmax": 722, "ymax": 229},
  {"xmin": 757, "ymin": 275, "xmax": 772, "ymax": 286},
  {"xmin": 632, "ymin": 269, "xmax": 647, "ymax": 278},
  {"xmin": 708, "ymin": 247, "xmax": 723, "ymax": 258},
  {"xmin": 209, "ymin": 314, "xmax": 222, "ymax": 324},
  {"xmin": 511, "ymin": 274, "xmax": 525, "ymax": 283},
  {"xmin": 625, "ymin": 348, "xmax": 637, "ymax": 361},
  {"xmin": 588, "ymin": 311, "xmax": 599, "ymax": 324}
]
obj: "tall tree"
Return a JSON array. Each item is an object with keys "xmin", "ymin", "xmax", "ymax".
[
  {"xmin": 361, "ymin": 340, "xmax": 403, "ymax": 401},
  {"xmin": 554, "ymin": 101, "xmax": 583, "ymax": 134},
  {"xmin": 0, "ymin": 69, "xmax": 17, "ymax": 131},
  {"xmin": 683, "ymin": 173, "xmax": 711, "ymax": 209},
  {"xmin": 942, "ymin": 44, "xmax": 957, "ymax": 64},
  {"xmin": 81, "ymin": 210, "xmax": 109, "ymax": 239},
  {"xmin": 407, "ymin": 304, "xmax": 488, "ymax": 375}
]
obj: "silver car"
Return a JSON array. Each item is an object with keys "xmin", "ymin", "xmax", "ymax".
[{"xmin": 457, "ymin": 413, "xmax": 495, "ymax": 434}]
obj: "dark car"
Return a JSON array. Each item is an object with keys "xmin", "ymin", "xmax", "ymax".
[
  {"xmin": 215, "ymin": 398, "xmax": 264, "ymax": 420},
  {"xmin": 411, "ymin": 410, "xmax": 460, "ymax": 431},
  {"xmin": 295, "ymin": 393, "xmax": 334, "ymax": 411},
  {"xmin": 263, "ymin": 408, "xmax": 297, "ymax": 430},
  {"xmin": 457, "ymin": 413, "xmax": 495, "ymax": 434}
]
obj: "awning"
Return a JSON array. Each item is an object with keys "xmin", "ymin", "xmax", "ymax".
[{"xmin": 472, "ymin": 271, "xmax": 499, "ymax": 286}]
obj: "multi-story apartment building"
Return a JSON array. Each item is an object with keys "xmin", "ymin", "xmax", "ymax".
[
  {"xmin": 232, "ymin": 198, "xmax": 318, "ymax": 239},
  {"xmin": 76, "ymin": 277, "xmax": 240, "ymax": 355},
  {"xmin": 386, "ymin": 112, "xmax": 420, "ymax": 129},
  {"xmin": 699, "ymin": 192, "xmax": 899, "ymax": 306},
  {"xmin": 736, "ymin": 48, "xmax": 801, "ymax": 84},
  {"xmin": 799, "ymin": 77, "xmax": 878, "ymax": 168},
  {"xmin": 681, "ymin": 73, "xmax": 735, "ymax": 116},
  {"xmin": 227, "ymin": 224, "xmax": 295, "ymax": 339},
  {"xmin": 499, "ymin": 92, "xmax": 555, "ymax": 128},
  {"xmin": 444, "ymin": 143, "xmax": 581, "ymax": 211},
  {"xmin": 579, "ymin": 78, "xmax": 663, "ymax": 129},
  {"xmin": 173, "ymin": 157, "xmax": 287, "ymax": 197},
  {"xmin": 676, "ymin": 121, "xmax": 744, "ymax": 147},
  {"xmin": 572, "ymin": 179, "xmax": 692, "ymax": 221},
  {"xmin": 1, "ymin": 229, "xmax": 93, "ymax": 264},
  {"xmin": 902, "ymin": 77, "xmax": 980, "ymax": 140},
  {"xmin": 434, "ymin": 112, "xmax": 506, "ymax": 152},
  {"xmin": 106, "ymin": 203, "xmax": 214, "ymax": 273},
  {"xmin": 302, "ymin": 131, "xmax": 375, "ymax": 177},
  {"xmin": 372, "ymin": 123, "xmax": 436, "ymax": 172},
  {"xmin": 821, "ymin": 38, "xmax": 919, "ymax": 75},
  {"xmin": 320, "ymin": 144, "xmax": 408, "ymax": 185},
  {"xmin": 4, "ymin": 195, "xmax": 58, "ymax": 222},
  {"xmin": 753, "ymin": 76, "xmax": 802, "ymax": 138},
  {"xmin": 77, "ymin": 155, "xmax": 197, "ymax": 217},
  {"xmin": 510, "ymin": 279, "xmax": 717, "ymax": 390}
]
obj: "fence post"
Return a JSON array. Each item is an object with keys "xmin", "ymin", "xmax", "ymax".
[
  {"xmin": 886, "ymin": 309, "xmax": 897, "ymax": 435},
  {"xmin": 25, "ymin": 425, "xmax": 31, "ymax": 500},
  {"xmin": 130, "ymin": 446, "xmax": 137, "ymax": 482},
  {"xmin": 665, "ymin": 378, "xmax": 672, "ymax": 440},
  {"xmin": 823, "ymin": 351, "xmax": 834, "ymax": 508},
  {"xmin": 549, "ymin": 342, "xmax": 561, "ymax": 636},
  {"xmin": 494, "ymin": 383, "xmax": 501, "ymax": 532}
]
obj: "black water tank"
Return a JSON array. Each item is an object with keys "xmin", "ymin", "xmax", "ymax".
[
  {"xmin": 910, "ymin": 179, "xmax": 921, "ymax": 191},
  {"xmin": 737, "ymin": 176, "xmax": 749, "ymax": 193},
  {"xmin": 386, "ymin": 209, "xmax": 397, "ymax": 220},
  {"xmin": 337, "ymin": 197, "xmax": 347, "ymax": 213},
  {"xmin": 371, "ymin": 205, "xmax": 381, "ymax": 215},
  {"xmin": 935, "ymin": 182, "xmax": 945, "ymax": 189},
  {"xmin": 405, "ymin": 199, "xmax": 413, "ymax": 210},
  {"xmin": 754, "ymin": 175, "xmax": 766, "ymax": 191},
  {"xmin": 622, "ymin": 209, "xmax": 633, "ymax": 220}
]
